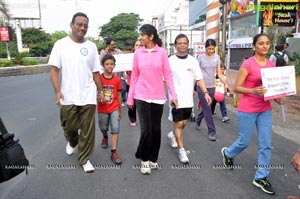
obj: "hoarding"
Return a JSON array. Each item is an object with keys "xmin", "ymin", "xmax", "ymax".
[
  {"xmin": 6, "ymin": 0, "xmax": 40, "ymax": 19},
  {"xmin": 259, "ymin": 0, "xmax": 298, "ymax": 26},
  {"xmin": 0, "ymin": 27, "xmax": 11, "ymax": 42}
]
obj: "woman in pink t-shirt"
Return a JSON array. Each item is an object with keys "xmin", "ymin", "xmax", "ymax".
[{"xmin": 221, "ymin": 33, "xmax": 285, "ymax": 195}]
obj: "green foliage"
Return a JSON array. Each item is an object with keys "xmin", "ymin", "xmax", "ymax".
[
  {"xmin": 50, "ymin": 31, "xmax": 68, "ymax": 44},
  {"xmin": 13, "ymin": 53, "xmax": 33, "ymax": 65},
  {"xmin": 0, "ymin": 59, "xmax": 13, "ymax": 67},
  {"xmin": 14, "ymin": 53, "xmax": 24, "ymax": 65},
  {"xmin": 0, "ymin": 0, "xmax": 10, "ymax": 20},
  {"xmin": 21, "ymin": 58, "xmax": 39, "ymax": 66},
  {"xmin": 264, "ymin": 25, "xmax": 278, "ymax": 51},
  {"xmin": 22, "ymin": 28, "xmax": 52, "ymax": 57},
  {"xmin": 99, "ymin": 13, "xmax": 142, "ymax": 50},
  {"xmin": 0, "ymin": 50, "xmax": 7, "ymax": 58},
  {"xmin": 292, "ymin": 52, "xmax": 300, "ymax": 76},
  {"xmin": 0, "ymin": 40, "xmax": 18, "ymax": 58},
  {"xmin": 87, "ymin": 38, "xmax": 105, "ymax": 52}
]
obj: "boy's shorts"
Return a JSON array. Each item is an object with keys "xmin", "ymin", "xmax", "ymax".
[
  {"xmin": 98, "ymin": 110, "xmax": 120, "ymax": 134},
  {"xmin": 171, "ymin": 108, "xmax": 192, "ymax": 122}
]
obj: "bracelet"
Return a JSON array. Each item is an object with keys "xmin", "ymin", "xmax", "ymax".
[{"xmin": 204, "ymin": 91, "xmax": 209, "ymax": 94}]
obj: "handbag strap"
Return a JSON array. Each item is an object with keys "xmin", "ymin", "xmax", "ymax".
[{"xmin": 0, "ymin": 117, "xmax": 9, "ymax": 136}]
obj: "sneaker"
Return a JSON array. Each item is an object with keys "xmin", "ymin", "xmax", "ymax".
[
  {"xmin": 179, "ymin": 148, "xmax": 189, "ymax": 164},
  {"xmin": 82, "ymin": 160, "xmax": 95, "ymax": 173},
  {"xmin": 196, "ymin": 124, "xmax": 201, "ymax": 130},
  {"xmin": 222, "ymin": 116, "xmax": 230, "ymax": 122},
  {"xmin": 66, "ymin": 142, "xmax": 75, "ymax": 155},
  {"xmin": 252, "ymin": 178, "xmax": 275, "ymax": 195},
  {"xmin": 221, "ymin": 147, "xmax": 234, "ymax": 169},
  {"xmin": 149, "ymin": 161, "xmax": 159, "ymax": 170},
  {"xmin": 101, "ymin": 137, "xmax": 108, "ymax": 148},
  {"xmin": 121, "ymin": 102, "xmax": 125, "ymax": 107},
  {"xmin": 140, "ymin": 161, "xmax": 151, "ymax": 175},
  {"xmin": 167, "ymin": 131, "xmax": 178, "ymax": 148},
  {"xmin": 111, "ymin": 151, "xmax": 122, "ymax": 165},
  {"xmin": 208, "ymin": 134, "xmax": 217, "ymax": 141},
  {"xmin": 130, "ymin": 121, "xmax": 137, "ymax": 126}
]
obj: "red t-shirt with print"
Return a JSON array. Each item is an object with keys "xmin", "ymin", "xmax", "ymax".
[{"xmin": 97, "ymin": 74, "xmax": 122, "ymax": 114}]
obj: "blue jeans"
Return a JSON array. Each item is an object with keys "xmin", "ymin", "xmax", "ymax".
[
  {"xmin": 196, "ymin": 87, "xmax": 216, "ymax": 135},
  {"xmin": 98, "ymin": 110, "xmax": 120, "ymax": 134},
  {"xmin": 224, "ymin": 110, "xmax": 272, "ymax": 179},
  {"xmin": 211, "ymin": 98, "xmax": 228, "ymax": 117},
  {"xmin": 121, "ymin": 79, "xmax": 127, "ymax": 103}
]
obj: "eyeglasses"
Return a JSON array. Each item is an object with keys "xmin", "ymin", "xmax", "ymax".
[
  {"xmin": 176, "ymin": 42, "xmax": 188, "ymax": 45},
  {"xmin": 74, "ymin": 22, "xmax": 88, "ymax": 29}
]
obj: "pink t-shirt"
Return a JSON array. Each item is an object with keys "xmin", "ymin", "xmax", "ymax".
[
  {"xmin": 238, "ymin": 56, "xmax": 275, "ymax": 113},
  {"xmin": 127, "ymin": 45, "xmax": 177, "ymax": 105}
]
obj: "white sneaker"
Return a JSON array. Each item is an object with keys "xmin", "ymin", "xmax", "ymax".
[
  {"xmin": 149, "ymin": 161, "xmax": 159, "ymax": 170},
  {"xmin": 140, "ymin": 161, "xmax": 151, "ymax": 175},
  {"xmin": 82, "ymin": 160, "xmax": 95, "ymax": 173},
  {"xmin": 179, "ymin": 148, "xmax": 189, "ymax": 164},
  {"xmin": 222, "ymin": 116, "xmax": 230, "ymax": 122},
  {"xmin": 167, "ymin": 131, "xmax": 178, "ymax": 148},
  {"xmin": 66, "ymin": 142, "xmax": 75, "ymax": 155}
]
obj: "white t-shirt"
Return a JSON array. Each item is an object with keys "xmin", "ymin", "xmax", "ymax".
[
  {"xmin": 168, "ymin": 54, "xmax": 203, "ymax": 109},
  {"xmin": 48, "ymin": 36, "xmax": 101, "ymax": 106},
  {"xmin": 269, "ymin": 51, "xmax": 289, "ymax": 66}
]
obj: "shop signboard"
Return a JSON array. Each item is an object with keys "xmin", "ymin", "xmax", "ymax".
[{"xmin": 259, "ymin": 0, "xmax": 298, "ymax": 26}]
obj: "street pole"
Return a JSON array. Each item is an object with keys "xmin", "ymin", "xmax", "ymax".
[
  {"xmin": 219, "ymin": 0, "xmax": 228, "ymax": 64},
  {"xmin": 38, "ymin": 0, "xmax": 42, "ymax": 29},
  {"xmin": 1, "ymin": 16, "xmax": 11, "ymax": 60}
]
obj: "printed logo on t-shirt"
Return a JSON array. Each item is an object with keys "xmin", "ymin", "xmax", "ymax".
[
  {"xmin": 80, "ymin": 48, "xmax": 88, "ymax": 56},
  {"xmin": 187, "ymin": 67, "xmax": 192, "ymax": 72},
  {"xmin": 103, "ymin": 85, "xmax": 115, "ymax": 104}
]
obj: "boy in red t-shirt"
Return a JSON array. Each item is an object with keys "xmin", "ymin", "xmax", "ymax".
[{"xmin": 98, "ymin": 54, "xmax": 123, "ymax": 165}]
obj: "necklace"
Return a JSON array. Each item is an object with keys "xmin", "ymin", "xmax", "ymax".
[{"xmin": 254, "ymin": 56, "xmax": 266, "ymax": 66}]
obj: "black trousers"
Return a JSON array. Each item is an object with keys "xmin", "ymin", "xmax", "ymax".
[
  {"xmin": 126, "ymin": 85, "xmax": 136, "ymax": 122},
  {"xmin": 135, "ymin": 99, "xmax": 164, "ymax": 162}
]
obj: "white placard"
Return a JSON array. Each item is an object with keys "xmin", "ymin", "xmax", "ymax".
[
  {"xmin": 261, "ymin": 66, "xmax": 296, "ymax": 100},
  {"xmin": 112, "ymin": 53, "xmax": 134, "ymax": 72}
]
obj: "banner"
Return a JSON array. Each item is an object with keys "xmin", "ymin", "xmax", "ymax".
[
  {"xmin": 261, "ymin": 65, "xmax": 296, "ymax": 100},
  {"xmin": 112, "ymin": 53, "xmax": 134, "ymax": 72},
  {"xmin": 259, "ymin": 0, "xmax": 298, "ymax": 26},
  {"xmin": 0, "ymin": 27, "xmax": 10, "ymax": 42},
  {"xmin": 194, "ymin": 42, "xmax": 205, "ymax": 56}
]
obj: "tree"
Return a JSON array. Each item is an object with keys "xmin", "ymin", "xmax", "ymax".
[
  {"xmin": 50, "ymin": 31, "xmax": 68, "ymax": 45},
  {"xmin": 22, "ymin": 28, "xmax": 52, "ymax": 57},
  {"xmin": 99, "ymin": 13, "xmax": 142, "ymax": 50},
  {"xmin": 0, "ymin": 0, "xmax": 10, "ymax": 24}
]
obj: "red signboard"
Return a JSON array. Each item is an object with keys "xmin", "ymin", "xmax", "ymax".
[
  {"xmin": 0, "ymin": 27, "xmax": 10, "ymax": 42},
  {"xmin": 298, "ymin": 0, "xmax": 300, "ymax": 19}
]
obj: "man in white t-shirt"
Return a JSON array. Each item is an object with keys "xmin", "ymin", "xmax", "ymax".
[
  {"xmin": 269, "ymin": 45, "xmax": 289, "ymax": 66},
  {"xmin": 49, "ymin": 12, "xmax": 103, "ymax": 173},
  {"xmin": 167, "ymin": 34, "xmax": 211, "ymax": 164}
]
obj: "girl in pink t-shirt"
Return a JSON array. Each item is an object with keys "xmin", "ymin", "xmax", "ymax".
[{"xmin": 221, "ymin": 33, "xmax": 285, "ymax": 195}]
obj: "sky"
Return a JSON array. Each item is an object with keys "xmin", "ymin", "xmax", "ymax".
[{"xmin": 36, "ymin": 0, "xmax": 174, "ymax": 36}]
